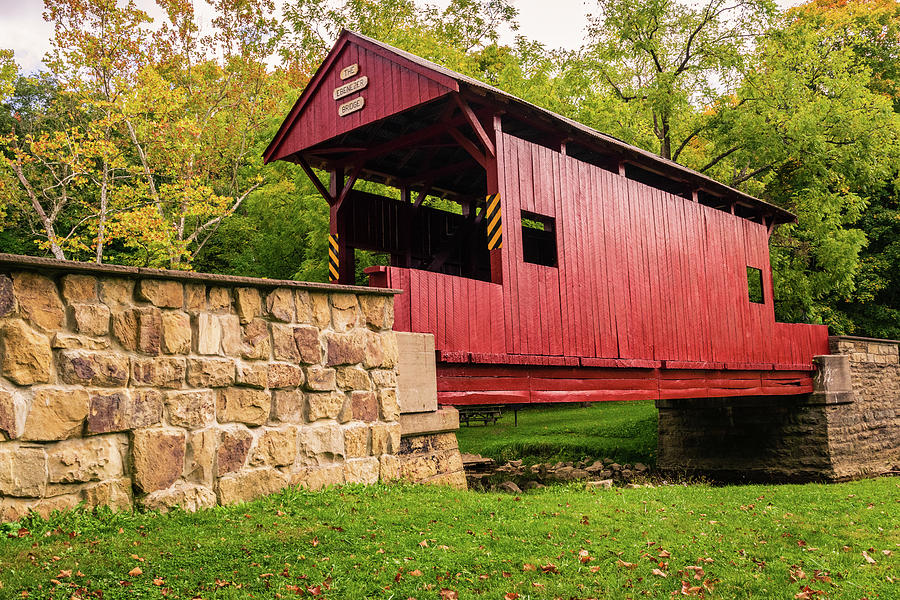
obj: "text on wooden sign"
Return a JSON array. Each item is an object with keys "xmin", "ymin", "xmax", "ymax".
[
  {"xmin": 333, "ymin": 76, "xmax": 369, "ymax": 100},
  {"xmin": 339, "ymin": 63, "xmax": 359, "ymax": 80},
  {"xmin": 338, "ymin": 96, "xmax": 365, "ymax": 117}
]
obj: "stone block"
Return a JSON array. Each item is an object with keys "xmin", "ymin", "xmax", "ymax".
[
  {"xmin": 87, "ymin": 390, "xmax": 131, "ymax": 434},
  {"xmin": 51, "ymin": 333, "xmax": 109, "ymax": 350},
  {"xmin": 325, "ymin": 331, "xmax": 365, "ymax": 366},
  {"xmin": 380, "ymin": 331, "xmax": 399, "ymax": 369},
  {"xmin": 61, "ymin": 275, "xmax": 99, "ymax": 304},
  {"xmin": 379, "ymin": 454, "xmax": 401, "ymax": 482},
  {"xmin": 251, "ymin": 426, "xmax": 297, "ymax": 467},
  {"xmin": 331, "ymin": 293, "xmax": 360, "ymax": 332},
  {"xmin": 305, "ymin": 365, "xmax": 336, "ymax": 391},
  {"xmin": 266, "ymin": 288, "xmax": 295, "ymax": 322},
  {"xmin": 296, "ymin": 423, "xmax": 344, "ymax": 464},
  {"xmin": 162, "ymin": 311, "xmax": 192, "ymax": 354},
  {"xmin": 185, "ymin": 427, "xmax": 216, "ymax": 485},
  {"xmin": 47, "ymin": 435, "xmax": 125, "ymax": 483},
  {"xmin": 378, "ymin": 388, "xmax": 400, "ymax": 422},
  {"xmin": 140, "ymin": 481, "xmax": 216, "ymax": 513},
  {"xmin": 399, "ymin": 407, "xmax": 459, "ymax": 437},
  {"xmin": 307, "ymin": 391, "xmax": 346, "ymax": 421},
  {"xmin": 343, "ymin": 423, "xmax": 369, "ymax": 458},
  {"xmin": 360, "ymin": 295, "xmax": 390, "ymax": 330},
  {"xmin": 23, "ymin": 388, "xmax": 90, "ymax": 441},
  {"xmin": 166, "ymin": 390, "xmax": 215, "ymax": 429},
  {"xmin": 268, "ymin": 362, "xmax": 303, "ymax": 389},
  {"xmin": 336, "ymin": 365, "xmax": 372, "ymax": 391},
  {"xmin": 220, "ymin": 314, "xmax": 242, "ymax": 357},
  {"xmin": 131, "ymin": 428, "xmax": 186, "ymax": 493},
  {"xmin": 131, "ymin": 356, "xmax": 185, "ymax": 388},
  {"xmin": 0, "ymin": 274, "xmax": 15, "ymax": 316},
  {"xmin": 236, "ymin": 361, "xmax": 268, "ymax": 389},
  {"xmin": 0, "ymin": 390, "xmax": 26, "ymax": 440},
  {"xmin": 291, "ymin": 464, "xmax": 344, "ymax": 490},
  {"xmin": 2, "ymin": 320, "xmax": 51, "ymax": 385},
  {"xmin": 131, "ymin": 390, "xmax": 164, "ymax": 428},
  {"xmin": 137, "ymin": 279, "xmax": 183, "ymax": 308},
  {"xmin": 294, "ymin": 325, "xmax": 321, "ymax": 364},
  {"xmin": 234, "ymin": 287, "xmax": 261, "ymax": 323},
  {"xmin": 350, "ymin": 391, "xmax": 378, "ymax": 422},
  {"xmin": 13, "ymin": 271, "xmax": 65, "ymax": 331},
  {"xmin": 217, "ymin": 428, "xmax": 252, "ymax": 475},
  {"xmin": 196, "ymin": 312, "xmax": 222, "ymax": 355},
  {"xmin": 344, "ymin": 457, "xmax": 379, "ymax": 484},
  {"xmin": 371, "ymin": 369, "xmax": 397, "ymax": 389},
  {"xmin": 187, "ymin": 357, "xmax": 235, "ymax": 388},
  {"xmin": 217, "ymin": 467, "xmax": 288, "ymax": 505},
  {"xmin": 295, "ymin": 290, "xmax": 313, "ymax": 324},
  {"xmin": 364, "ymin": 330, "xmax": 384, "ymax": 368},
  {"xmin": 273, "ymin": 390, "xmax": 304, "ymax": 423},
  {"xmin": 217, "ymin": 387, "xmax": 270, "ymax": 426},
  {"xmin": 0, "ymin": 445, "xmax": 47, "ymax": 496},
  {"xmin": 114, "ymin": 307, "xmax": 161, "ymax": 354},
  {"xmin": 70, "ymin": 303, "xmax": 110, "ymax": 336},
  {"xmin": 82, "ymin": 477, "xmax": 132, "ymax": 512},
  {"xmin": 813, "ymin": 355, "xmax": 853, "ymax": 394},
  {"xmin": 309, "ymin": 292, "xmax": 331, "ymax": 328},
  {"xmin": 99, "ymin": 278, "xmax": 134, "ymax": 306},
  {"xmin": 208, "ymin": 286, "xmax": 231, "ymax": 312},
  {"xmin": 371, "ymin": 422, "xmax": 401, "ymax": 455},
  {"xmin": 272, "ymin": 323, "xmax": 300, "ymax": 361},
  {"xmin": 241, "ymin": 318, "xmax": 271, "ymax": 360},
  {"xmin": 184, "ymin": 283, "xmax": 206, "ymax": 312}
]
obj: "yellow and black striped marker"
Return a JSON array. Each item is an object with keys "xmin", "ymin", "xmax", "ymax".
[
  {"xmin": 486, "ymin": 193, "xmax": 502, "ymax": 250},
  {"xmin": 328, "ymin": 234, "xmax": 339, "ymax": 282}
]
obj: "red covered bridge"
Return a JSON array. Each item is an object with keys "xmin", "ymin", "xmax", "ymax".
[{"xmin": 265, "ymin": 30, "xmax": 829, "ymax": 406}]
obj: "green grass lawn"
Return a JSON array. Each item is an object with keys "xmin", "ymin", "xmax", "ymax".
[
  {"xmin": 455, "ymin": 400, "xmax": 658, "ymax": 465},
  {"xmin": 2, "ymin": 478, "xmax": 898, "ymax": 599}
]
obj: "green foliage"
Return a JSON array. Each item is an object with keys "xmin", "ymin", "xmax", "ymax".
[
  {"xmin": 0, "ymin": 478, "xmax": 898, "ymax": 598},
  {"xmin": 455, "ymin": 401, "xmax": 658, "ymax": 465}
]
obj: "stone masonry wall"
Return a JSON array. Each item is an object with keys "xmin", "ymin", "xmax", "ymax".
[
  {"xmin": 827, "ymin": 336, "xmax": 900, "ymax": 478},
  {"xmin": 0, "ymin": 255, "xmax": 427, "ymax": 520},
  {"xmin": 657, "ymin": 337, "xmax": 900, "ymax": 482}
]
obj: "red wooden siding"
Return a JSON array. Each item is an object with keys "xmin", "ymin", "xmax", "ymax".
[
  {"xmin": 273, "ymin": 41, "xmax": 453, "ymax": 160},
  {"xmin": 373, "ymin": 131, "xmax": 829, "ymax": 382}
]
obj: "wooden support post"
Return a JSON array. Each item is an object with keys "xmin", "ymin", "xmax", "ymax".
[
  {"xmin": 400, "ymin": 186, "xmax": 413, "ymax": 268},
  {"xmin": 488, "ymin": 115, "xmax": 503, "ymax": 285},
  {"xmin": 329, "ymin": 168, "xmax": 355, "ymax": 284}
]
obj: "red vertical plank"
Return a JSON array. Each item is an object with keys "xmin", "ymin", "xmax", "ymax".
[
  {"xmin": 552, "ymin": 151, "xmax": 572, "ymax": 356},
  {"xmin": 588, "ymin": 165, "xmax": 607, "ymax": 357}
]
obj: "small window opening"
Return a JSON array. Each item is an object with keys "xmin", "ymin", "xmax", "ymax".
[
  {"xmin": 747, "ymin": 267, "xmax": 764, "ymax": 304},
  {"xmin": 521, "ymin": 211, "xmax": 557, "ymax": 267}
]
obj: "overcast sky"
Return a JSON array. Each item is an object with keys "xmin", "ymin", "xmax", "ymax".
[{"xmin": 1, "ymin": 0, "xmax": 804, "ymax": 74}]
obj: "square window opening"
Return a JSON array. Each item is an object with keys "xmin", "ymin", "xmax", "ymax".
[
  {"xmin": 521, "ymin": 211, "xmax": 557, "ymax": 267},
  {"xmin": 747, "ymin": 266, "xmax": 764, "ymax": 304}
]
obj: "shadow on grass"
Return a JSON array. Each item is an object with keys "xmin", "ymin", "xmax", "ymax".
[{"xmin": 455, "ymin": 400, "xmax": 658, "ymax": 466}]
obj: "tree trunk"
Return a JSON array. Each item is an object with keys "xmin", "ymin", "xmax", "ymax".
[{"xmin": 95, "ymin": 157, "xmax": 109, "ymax": 263}]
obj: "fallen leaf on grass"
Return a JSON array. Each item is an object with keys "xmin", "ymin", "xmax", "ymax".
[
  {"xmin": 616, "ymin": 560, "xmax": 637, "ymax": 569},
  {"xmin": 439, "ymin": 588, "xmax": 458, "ymax": 599},
  {"xmin": 504, "ymin": 593, "xmax": 520, "ymax": 600},
  {"xmin": 579, "ymin": 549, "xmax": 593, "ymax": 564},
  {"xmin": 589, "ymin": 566, "xmax": 602, "ymax": 573},
  {"xmin": 680, "ymin": 581, "xmax": 702, "ymax": 596},
  {"xmin": 789, "ymin": 567, "xmax": 807, "ymax": 582},
  {"xmin": 684, "ymin": 566, "xmax": 705, "ymax": 580},
  {"xmin": 651, "ymin": 568, "xmax": 668, "ymax": 578},
  {"xmin": 862, "ymin": 551, "xmax": 877, "ymax": 564},
  {"xmin": 794, "ymin": 586, "xmax": 824, "ymax": 599},
  {"xmin": 409, "ymin": 570, "xmax": 423, "ymax": 576},
  {"xmin": 541, "ymin": 564, "xmax": 559, "ymax": 574},
  {"xmin": 522, "ymin": 563, "xmax": 536, "ymax": 572},
  {"xmin": 419, "ymin": 540, "xmax": 429, "ymax": 548},
  {"xmin": 57, "ymin": 570, "xmax": 72, "ymax": 579},
  {"xmin": 310, "ymin": 537, "xmax": 319, "ymax": 547},
  {"xmin": 128, "ymin": 567, "xmax": 142, "ymax": 577},
  {"xmin": 658, "ymin": 550, "xmax": 671, "ymax": 558}
]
